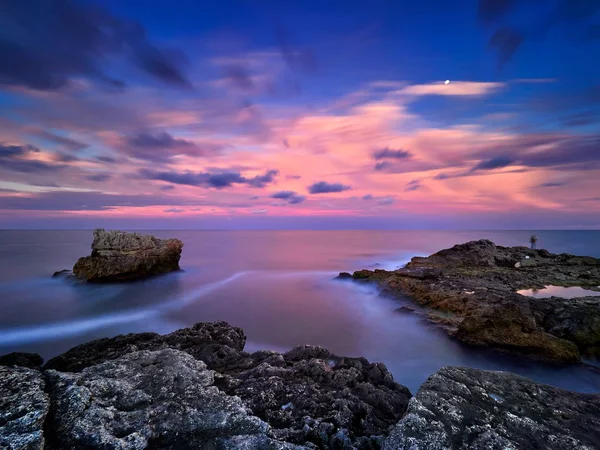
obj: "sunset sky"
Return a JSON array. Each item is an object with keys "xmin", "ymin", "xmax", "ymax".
[{"xmin": 1, "ymin": 0, "xmax": 599, "ymax": 229}]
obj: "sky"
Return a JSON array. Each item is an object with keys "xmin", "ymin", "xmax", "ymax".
[{"xmin": 1, "ymin": 0, "xmax": 600, "ymax": 230}]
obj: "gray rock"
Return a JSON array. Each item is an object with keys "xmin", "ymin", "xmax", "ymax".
[
  {"xmin": 45, "ymin": 348, "xmax": 306, "ymax": 449},
  {"xmin": 71, "ymin": 228, "xmax": 183, "ymax": 282},
  {"xmin": 383, "ymin": 366, "xmax": 600, "ymax": 450},
  {"xmin": 0, "ymin": 366, "xmax": 49, "ymax": 450}
]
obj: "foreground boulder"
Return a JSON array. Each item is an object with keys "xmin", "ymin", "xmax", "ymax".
[
  {"xmin": 70, "ymin": 228, "xmax": 183, "ymax": 282},
  {"xmin": 45, "ymin": 349, "xmax": 301, "ymax": 449},
  {"xmin": 341, "ymin": 240, "xmax": 600, "ymax": 363},
  {"xmin": 383, "ymin": 366, "xmax": 600, "ymax": 450},
  {"xmin": 0, "ymin": 366, "xmax": 49, "ymax": 450},
  {"xmin": 43, "ymin": 321, "xmax": 411, "ymax": 449}
]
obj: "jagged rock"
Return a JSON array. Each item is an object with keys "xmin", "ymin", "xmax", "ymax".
[
  {"xmin": 0, "ymin": 353, "xmax": 43, "ymax": 369},
  {"xmin": 383, "ymin": 366, "xmax": 600, "ymax": 450},
  {"xmin": 70, "ymin": 228, "xmax": 183, "ymax": 282},
  {"xmin": 0, "ymin": 366, "xmax": 49, "ymax": 450},
  {"xmin": 44, "ymin": 321, "xmax": 246, "ymax": 372},
  {"xmin": 342, "ymin": 240, "xmax": 600, "ymax": 363},
  {"xmin": 43, "ymin": 322, "xmax": 411, "ymax": 449},
  {"xmin": 44, "ymin": 349, "xmax": 304, "ymax": 449}
]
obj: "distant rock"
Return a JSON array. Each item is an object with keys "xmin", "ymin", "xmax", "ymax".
[
  {"xmin": 342, "ymin": 239, "xmax": 600, "ymax": 363},
  {"xmin": 70, "ymin": 228, "xmax": 183, "ymax": 282},
  {"xmin": 0, "ymin": 352, "xmax": 43, "ymax": 369},
  {"xmin": 383, "ymin": 366, "xmax": 600, "ymax": 450},
  {"xmin": 0, "ymin": 366, "xmax": 49, "ymax": 450}
]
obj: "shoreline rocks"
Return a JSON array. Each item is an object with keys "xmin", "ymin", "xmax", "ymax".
[
  {"xmin": 1, "ymin": 321, "xmax": 599, "ymax": 449},
  {"xmin": 65, "ymin": 228, "xmax": 183, "ymax": 282},
  {"xmin": 339, "ymin": 240, "xmax": 600, "ymax": 364}
]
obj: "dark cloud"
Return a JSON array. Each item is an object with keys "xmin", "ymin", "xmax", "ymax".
[
  {"xmin": 561, "ymin": 110, "xmax": 600, "ymax": 127},
  {"xmin": 86, "ymin": 173, "xmax": 111, "ymax": 182},
  {"xmin": 125, "ymin": 132, "xmax": 221, "ymax": 162},
  {"xmin": 249, "ymin": 195, "xmax": 260, "ymax": 200},
  {"xmin": 536, "ymin": 181, "xmax": 566, "ymax": 188},
  {"xmin": 286, "ymin": 174, "xmax": 302, "ymax": 179},
  {"xmin": 140, "ymin": 168, "xmax": 279, "ymax": 189},
  {"xmin": 159, "ymin": 185, "xmax": 175, "ymax": 191},
  {"xmin": 308, "ymin": 181, "xmax": 351, "ymax": 194},
  {"xmin": 362, "ymin": 194, "xmax": 373, "ymax": 200},
  {"xmin": 478, "ymin": 0, "xmax": 516, "ymax": 22},
  {"xmin": 405, "ymin": 180, "xmax": 422, "ymax": 191},
  {"xmin": 488, "ymin": 27, "xmax": 523, "ymax": 71},
  {"xmin": 471, "ymin": 155, "xmax": 515, "ymax": 171},
  {"xmin": 377, "ymin": 196, "xmax": 395, "ymax": 205},
  {"xmin": 31, "ymin": 130, "xmax": 88, "ymax": 151},
  {"xmin": 223, "ymin": 65, "xmax": 254, "ymax": 90},
  {"xmin": 96, "ymin": 155, "xmax": 118, "ymax": 164},
  {"xmin": 0, "ymin": 0, "xmax": 190, "ymax": 91},
  {"xmin": 270, "ymin": 190, "xmax": 306, "ymax": 204},
  {"xmin": 164, "ymin": 208, "xmax": 184, "ymax": 213},
  {"xmin": 374, "ymin": 161, "xmax": 391, "ymax": 171},
  {"xmin": 54, "ymin": 152, "xmax": 81, "ymax": 163},
  {"xmin": 373, "ymin": 147, "xmax": 412, "ymax": 160},
  {"xmin": 0, "ymin": 143, "xmax": 66, "ymax": 173}
]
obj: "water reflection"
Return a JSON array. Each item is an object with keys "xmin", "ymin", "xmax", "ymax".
[{"xmin": 518, "ymin": 285, "xmax": 600, "ymax": 299}]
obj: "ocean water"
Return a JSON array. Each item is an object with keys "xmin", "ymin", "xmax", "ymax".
[{"xmin": 1, "ymin": 229, "xmax": 600, "ymax": 394}]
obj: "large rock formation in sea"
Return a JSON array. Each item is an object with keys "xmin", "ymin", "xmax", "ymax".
[
  {"xmin": 1, "ymin": 321, "xmax": 598, "ymax": 449},
  {"xmin": 339, "ymin": 239, "xmax": 600, "ymax": 364},
  {"xmin": 69, "ymin": 228, "xmax": 183, "ymax": 282}
]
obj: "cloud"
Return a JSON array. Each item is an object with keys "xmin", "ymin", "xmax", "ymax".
[
  {"xmin": 0, "ymin": 0, "xmax": 190, "ymax": 90},
  {"xmin": 536, "ymin": 182, "xmax": 566, "ymax": 188},
  {"xmin": 159, "ymin": 185, "xmax": 175, "ymax": 191},
  {"xmin": 374, "ymin": 161, "xmax": 391, "ymax": 171},
  {"xmin": 30, "ymin": 130, "xmax": 88, "ymax": 151},
  {"xmin": 164, "ymin": 208, "xmax": 184, "ymax": 213},
  {"xmin": 405, "ymin": 180, "xmax": 422, "ymax": 191},
  {"xmin": 286, "ymin": 174, "xmax": 302, "ymax": 179},
  {"xmin": 0, "ymin": 143, "xmax": 66, "ymax": 173},
  {"xmin": 140, "ymin": 168, "xmax": 279, "ymax": 189},
  {"xmin": 270, "ymin": 190, "xmax": 306, "ymax": 204},
  {"xmin": 471, "ymin": 155, "xmax": 515, "ymax": 172},
  {"xmin": 86, "ymin": 173, "xmax": 111, "ymax": 182},
  {"xmin": 489, "ymin": 28, "xmax": 524, "ymax": 71},
  {"xmin": 223, "ymin": 64, "xmax": 254, "ymax": 90},
  {"xmin": 377, "ymin": 196, "xmax": 395, "ymax": 205},
  {"xmin": 373, "ymin": 147, "xmax": 412, "ymax": 160},
  {"xmin": 362, "ymin": 194, "xmax": 373, "ymax": 200},
  {"xmin": 124, "ymin": 132, "xmax": 219, "ymax": 162},
  {"xmin": 308, "ymin": 181, "xmax": 351, "ymax": 194},
  {"xmin": 251, "ymin": 209, "xmax": 268, "ymax": 214},
  {"xmin": 398, "ymin": 81, "xmax": 504, "ymax": 96}
]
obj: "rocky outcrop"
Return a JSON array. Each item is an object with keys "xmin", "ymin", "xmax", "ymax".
[
  {"xmin": 383, "ymin": 366, "xmax": 600, "ymax": 450},
  {"xmin": 43, "ymin": 321, "xmax": 411, "ymax": 449},
  {"xmin": 1, "ymin": 321, "xmax": 599, "ymax": 449},
  {"xmin": 44, "ymin": 349, "xmax": 302, "ymax": 450},
  {"xmin": 340, "ymin": 240, "xmax": 600, "ymax": 363},
  {"xmin": 0, "ymin": 353, "xmax": 43, "ymax": 369},
  {"xmin": 70, "ymin": 228, "xmax": 183, "ymax": 282},
  {"xmin": 0, "ymin": 366, "xmax": 49, "ymax": 450}
]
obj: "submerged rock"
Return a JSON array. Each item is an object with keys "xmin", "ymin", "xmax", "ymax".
[
  {"xmin": 45, "ymin": 349, "xmax": 302, "ymax": 449},
  {"xmin": 0, "ymin": 366, "xmax": 49, "ymax": 450},
  {"xmin": 71, "ymin": 228, "xmax": 183, "ymax": 282},
  {"xmin": 383, "ymin": 366, "xmax": 600, "ymax": 450},
  {"xmin": 343, "ymin": 240, "xmax": 600, "ymax": 363}
]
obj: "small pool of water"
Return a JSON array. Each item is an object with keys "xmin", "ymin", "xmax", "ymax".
[{"xmin": 518, "ymin": 285, "xmax": 600, "ymax": 299}]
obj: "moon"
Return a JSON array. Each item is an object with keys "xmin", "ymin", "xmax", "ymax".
[{"xmin": 445, "ymin": 80, "xmax": 450, "ymax": 85}]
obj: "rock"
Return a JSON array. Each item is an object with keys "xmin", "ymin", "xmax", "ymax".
[
  {"xmin": 44, "ymin": 349, "xmax": 304, "ymax": 449},
  {"xmin": 71, "ymin": 228, "xmax": 183, "ymax": 282},
  {"xmin": 346, "ymin": 240, "xmax": 600, "ymax": 363},
  {"xmin": 43, "ymin": 323, "xmax": 411, "ymax": 448},
  {"xmin": 44, "ymin": 320, "xmax": 246, "ymax": 372},
  {"xmin": 383, "ymin": 366, "xmax": 600, "ymax": 450},
  {"xmin": 0, "ymin": 366, "xmax": 49, "ymax": 450},
  {"xmin": 395, "ymin": 306, "xmax": 416, "ymax": 314},
  {"xmin": 0, "ymin": 353, "xmax": 43, "ymax": 369},
  {"xmin": 336, "ymin": 272, "xmax": 353, "ymax": 280}
]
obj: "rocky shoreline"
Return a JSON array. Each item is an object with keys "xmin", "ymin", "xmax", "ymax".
[
  {"xmin": 339, "ymin": 239, "xmax": 600, "ymax": 364},
  {"xmin": 2, "ymin": 321, "xmax": 600, "ymax": 449}
]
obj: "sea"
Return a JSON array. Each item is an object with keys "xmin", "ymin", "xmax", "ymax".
[{"xmin": 1, "ymin": 229, "xmax": 599, "ymax": 394}]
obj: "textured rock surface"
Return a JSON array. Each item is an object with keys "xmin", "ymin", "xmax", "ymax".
[
  {"xmin": 44, "ymin": 320, "xmax": 246, "ymax": 372},
  {"xmin": 45, "ymin": 349, "xmax": 303, "ymax": 449},
  {"xmin": 383, "ymin": 366, "xmax": 600, "ymax": 450},
  {"xmin": 0, "ymin": 366, "xmax": 49, "ymax": 450},
  {"xmin": 71, "ymin": 228, "xmax": 183, "ymax": 282},
  {"xmin": 0, "ymin": 352, "xmax": 43, "ymax": 369},
  {"xmin": 341, "ymin": 240, "xmax": 600, "ymax": 363},
  {"xmin": 44, "ymin": 322, "xmax": 411, "ymax": 449}
]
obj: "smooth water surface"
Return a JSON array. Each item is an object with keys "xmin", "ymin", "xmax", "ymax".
[
  {"xmin": 519, "ymin": 286, "xmax": 600, "ymax": 299},
  {"xmin": 1, "ymin": 229, "xmax": 600, "ymax": 394}
]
